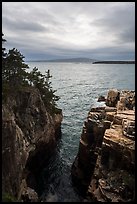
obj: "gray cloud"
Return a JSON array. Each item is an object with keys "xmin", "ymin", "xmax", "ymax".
[
  {"xmin": 2, "ymin": 2, "xmax": 135, "ymax": 60},
  {"xmin": 3, "ymin": 16, "xmax": 46, "ymax": 32},
  {"xmin": 118, "ymin": 24, "xmax": 135, "ymax": 43},
  {"xmin": 92, "ymin": 4, "xmax": 135, "ymax": 44}
]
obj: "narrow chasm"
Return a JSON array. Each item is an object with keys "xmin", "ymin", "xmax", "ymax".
[
  {"xmin": 24, "ymin": 135, "xmax": 91, "ymax": 202},
  {"xmin": 23, "ymin": 140, "xmax": 60, "ymax": 200}
]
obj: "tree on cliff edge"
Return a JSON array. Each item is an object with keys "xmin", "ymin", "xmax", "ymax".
[
  {"xmin": 2, "ymin": 33, "xmax": 60, "ymax": 113},
  {"xmin": 27, "ymin": 67, "xmax": 60, "ymax": 112},
  {"xmin": 4, "ymin": 48, "xmax": 29, "ymax": 87}
]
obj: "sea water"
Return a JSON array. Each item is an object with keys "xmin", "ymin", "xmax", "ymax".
[{"xmin": 27, "ymin": 62, "xmax": 135, "ymax": 202}]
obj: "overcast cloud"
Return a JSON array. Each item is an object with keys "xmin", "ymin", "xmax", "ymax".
[{"xmin": 2, "ymin": 2, "xmax": 135, "ymax": 60}]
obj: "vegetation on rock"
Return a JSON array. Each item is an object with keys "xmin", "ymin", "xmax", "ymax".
[{"xmin": 2, "ymin": 34, "xmax": 60, "ymax": 114}]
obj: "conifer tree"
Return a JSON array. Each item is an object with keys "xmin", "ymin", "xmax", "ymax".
[
  {"xmin": 28, "ymin": 67, "xmax": 60, "ymax": 111},
  {"xmin": 2, "ymin": 33, "xmax": 60, "ymax": 113},
  {"xmin": 4, "ymin": 48, "xmax": 29, "ymax": 87}
]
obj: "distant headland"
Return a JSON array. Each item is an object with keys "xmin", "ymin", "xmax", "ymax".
[{"xmin": 93, "ymin": 60, "xmax": 135, "ymax": 64}]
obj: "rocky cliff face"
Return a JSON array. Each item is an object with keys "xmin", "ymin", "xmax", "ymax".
[
  {"xmin": 2, "ymin": 87, "xmax": 63, "ymax": 201},
  {"xmin": 71, "ymin": 89, "xmax": 135, "ymax": 202}
]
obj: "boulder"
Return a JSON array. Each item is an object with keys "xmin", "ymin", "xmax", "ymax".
[{"xmin": 106, "ymin": 89, "xmax": 120, "ymax": 107}]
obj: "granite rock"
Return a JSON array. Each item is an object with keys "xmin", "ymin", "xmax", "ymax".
[
  {"xmin": 2, "ymin": 87, "xmax": 63, "ymax": 201},
  {"xmin": 72, "ymin": 89, "xmax": 135, "ymax": 202}
]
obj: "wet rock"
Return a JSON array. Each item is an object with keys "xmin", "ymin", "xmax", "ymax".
[
  {"xmin": 45, "ymin": 192, "xmax": 58, "ymax": 202},
  {"xmin": 90, "ymin": 106, "xmax": 105, "ymax": 112},
  {"xmin": 97, "ymin": 95, "xmax": 106, "ymax": 102},
  {"xmin": 21, "ymin": 187, "xmax": 38, "ymax": 202}
]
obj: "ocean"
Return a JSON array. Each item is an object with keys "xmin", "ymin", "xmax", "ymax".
[{"xmin": 27, "ymin": 62, "xmax": 135, "ymax": 202}]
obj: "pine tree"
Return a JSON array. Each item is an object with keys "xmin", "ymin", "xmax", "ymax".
[
  {"xmin": 4, "ymin": 48, "xmax": 29, "ymax": 87},
  {"xmin": 28, "ymin": 67, "xmax": 60, "ymax": 112},
  {"xmin": 2, "ymin": 33, "xmax": 60, "ymax": 113}
]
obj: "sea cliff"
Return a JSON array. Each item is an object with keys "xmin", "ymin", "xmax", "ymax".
[
  {"xmin": 71, "ymin": 89, "xmax": 135, "ymax": 202},
  {"xmin": 2, "ymin": 87, "xmax": 63, "ymax": 202}
]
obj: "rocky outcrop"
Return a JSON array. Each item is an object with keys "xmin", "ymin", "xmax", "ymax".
[
  {"xmin": 2, "ymin": 87, "xmax": 63, "ymax": 201},
  {"xmin": 71, "ymin": 89, "xmax": 135, "ymax": 202}
]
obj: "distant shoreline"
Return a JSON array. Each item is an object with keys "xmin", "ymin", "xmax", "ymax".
[
  {"xmin": 26, "ymin": 58, "xmax": 135, "ymax": 64},
  {"xmin": 92, "ymin": 61, "xmax": 135, "ymax": 64}
]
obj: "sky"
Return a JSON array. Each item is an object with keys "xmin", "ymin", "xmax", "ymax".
[{"xmin": 2, "ymin": 2, "xmax": 135, "ymax": 61}]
